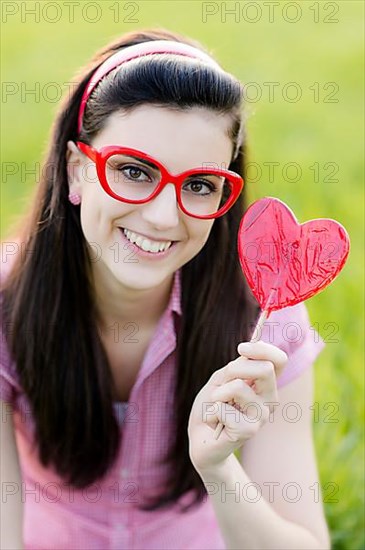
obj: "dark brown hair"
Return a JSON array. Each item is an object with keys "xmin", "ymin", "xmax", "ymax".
[{"xmin": 1, "ymin": 28, "xmax": 259, "ymax": 512}]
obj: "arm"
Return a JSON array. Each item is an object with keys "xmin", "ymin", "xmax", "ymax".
[
  {"xmin": 0, "ymin": 399, "xmax": 24, "ymax": 550},
  {"xmin": 197, "ymin": 368, "xmax": 331, "ymax": 549}
]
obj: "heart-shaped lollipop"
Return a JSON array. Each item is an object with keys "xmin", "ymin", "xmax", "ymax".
[
  {"xmin": 214, "ymin": 197, "xmax": 350, "ymax": 440},
  {"xmin": 238, "ymin": 197, "xmax": 350, "ymax": 314}
]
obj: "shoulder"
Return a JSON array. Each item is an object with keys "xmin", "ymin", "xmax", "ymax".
[
  {"xmin": 0, "ymin": 309, "xmax": 22, "ymax": 405},
  {"xmin": 260, "ymin": 303, "xmax": 325, "ymax": 388},
  {"xmin": 0, "ymin": 237, "xmax": 22, "ymax": 285},
  {"xmin": 0, "ymin": 240, "xmax": 23, "ymax": 404}
]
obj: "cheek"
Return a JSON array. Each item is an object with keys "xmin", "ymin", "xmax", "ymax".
[
  {"xmin": 79, "ymin": 195, "xmax": 108, "ymax": 236},
  {"xmin": 81, "ymin": 163, "xmax": 111, "ymax": 203},
  {"xmin": 78, "ymin": 205, "xmax": 98, "ymax": 242},
  {"xmin": 79, "ymin": 195, "xmax": 134, "ymax": 240},
  {"xmin": 189, "ymin": 221, "xmax": 214, "ymax": 247}
]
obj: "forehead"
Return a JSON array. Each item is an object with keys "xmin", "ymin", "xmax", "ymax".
[{"xmin": 91, "ymin": 105, "xmax": 234, "ymax": 172}]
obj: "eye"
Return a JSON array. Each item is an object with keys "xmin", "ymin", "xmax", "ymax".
[
  {"xmin": 119, "ymin": 164, "xmax": 151, "ymax": 181},
  {"xmin": 183, "ymin": 178, "xmax": 219, "ymax": 196}
]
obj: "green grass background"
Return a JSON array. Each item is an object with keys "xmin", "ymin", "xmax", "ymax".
[{"xmin": 1, "ymin": 1, "xmax": 364, "ymax": 548}]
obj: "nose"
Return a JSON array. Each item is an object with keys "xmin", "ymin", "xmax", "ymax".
[{"xmin": 141, "ymin": 183, "xmax": 180, "ymax": 229}]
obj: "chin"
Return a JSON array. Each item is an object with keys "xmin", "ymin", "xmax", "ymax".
[{"xmin": 112, "ymin": 266, "xmax": 167, "ymax": 289}]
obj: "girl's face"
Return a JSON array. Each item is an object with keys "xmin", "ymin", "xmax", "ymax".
[{"xmin": 67, "ymin": 105, "xmax": 234, "ymax": 291}]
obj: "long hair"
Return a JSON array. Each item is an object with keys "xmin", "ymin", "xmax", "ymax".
[{"xmin": 1, "ymin": 28, "xmax": 259, "ymax": 512}]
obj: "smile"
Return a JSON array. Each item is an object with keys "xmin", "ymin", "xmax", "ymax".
[{"xmin": 121, "ymin": 228, "xmax": 173, "ymax": 253}]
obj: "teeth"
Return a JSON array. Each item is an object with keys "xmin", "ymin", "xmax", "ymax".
[{"xmin": 122, "ymin": 228, "xmax": 172, "ymax": 253}]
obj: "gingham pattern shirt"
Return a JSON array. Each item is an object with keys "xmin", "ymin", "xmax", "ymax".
[{"xmin": 1, "ymin": 265, "xmax": 325, "ymax": 549}]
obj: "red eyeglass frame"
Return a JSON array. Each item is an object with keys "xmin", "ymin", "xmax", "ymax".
[{"xmin": 76, "ymin": 141, "xmax": 244, "ymax": 220}]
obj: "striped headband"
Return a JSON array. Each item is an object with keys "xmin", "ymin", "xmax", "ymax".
[{"xmin": 77, "ymin": 39, "xmax": 221, "ymax": 134}]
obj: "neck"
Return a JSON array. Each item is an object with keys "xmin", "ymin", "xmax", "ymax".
[{"xmin": 91, "ymin": 262, "xmax": 175, "ymax": 333}]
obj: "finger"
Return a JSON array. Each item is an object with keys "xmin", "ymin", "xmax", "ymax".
[
  {"xmin": 211, "ymin": 379, "xmax": 265, "ymax": 416},
  {"xmin": 214, "ymin": 401, "xmax": 269, "ymax": 442},
  {"xmin": 211, "ymin": 357, "xmax": 255, "ymax": 384},
  {"xmin": 237, "ymin": 341, "xmax": 288, "ymax": 377},
  {"xmin": 212, "ymin": 358, "xmax": 276, "ymax": 395}
]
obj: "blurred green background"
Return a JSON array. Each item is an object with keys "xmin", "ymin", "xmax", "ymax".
[{"xmin": 1, "ymin": 1, "xmax": 364, "ymax": 548}]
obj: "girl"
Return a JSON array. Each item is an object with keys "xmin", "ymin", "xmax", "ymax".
[{"xmin": 1, "ymin": 28, "xmax": 330, "ymax": 549}]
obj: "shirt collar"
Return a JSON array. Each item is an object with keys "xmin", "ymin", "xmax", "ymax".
[
  {"xmin": 168, "ymin": 268, "xmax": 182, "ymax": 317},
  {"xmin": 129, "ymin": 269, "xmax": 182, "ymax": 394}
]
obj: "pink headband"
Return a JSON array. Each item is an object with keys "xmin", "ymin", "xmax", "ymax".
[{"xmin": 77, "ymin": 40, "xmax": 221, "ymax": 135}]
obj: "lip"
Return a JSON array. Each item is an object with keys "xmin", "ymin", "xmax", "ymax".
[{"xmin": 118, "ymin": 228, "xmax": 178, "ymax": 260}]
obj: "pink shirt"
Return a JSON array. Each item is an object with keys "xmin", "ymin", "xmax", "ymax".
[{"xmin": 1, "ymin": 266, "xmax": 325, "ymax": 550}]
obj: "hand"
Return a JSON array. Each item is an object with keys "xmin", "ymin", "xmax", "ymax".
[{"xmin": 187, "ymin": 341, "xmax": 288, "ymax": 474}]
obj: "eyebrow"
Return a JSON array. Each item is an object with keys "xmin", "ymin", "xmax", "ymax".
[
  {"xmin": 123, "ymin": 154, "xmax": 158, "ymax": 170},
  {"xmin": 119, "ymin": 154, "xmax": 225, "ymax": 178}
]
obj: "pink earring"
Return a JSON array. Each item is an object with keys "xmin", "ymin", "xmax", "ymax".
[{"xmin": 68, "ymin": 192, "xmax": 81, "ymax": 205}]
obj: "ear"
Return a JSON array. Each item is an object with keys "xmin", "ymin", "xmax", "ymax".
[{"xmin": 66, "ymin": 140, "xmax": 84, "ymax": 196}]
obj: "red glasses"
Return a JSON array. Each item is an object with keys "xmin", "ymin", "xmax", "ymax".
[{"xmin": 76, "ymin": 141, "xmax": 244, "ymax": 220}]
